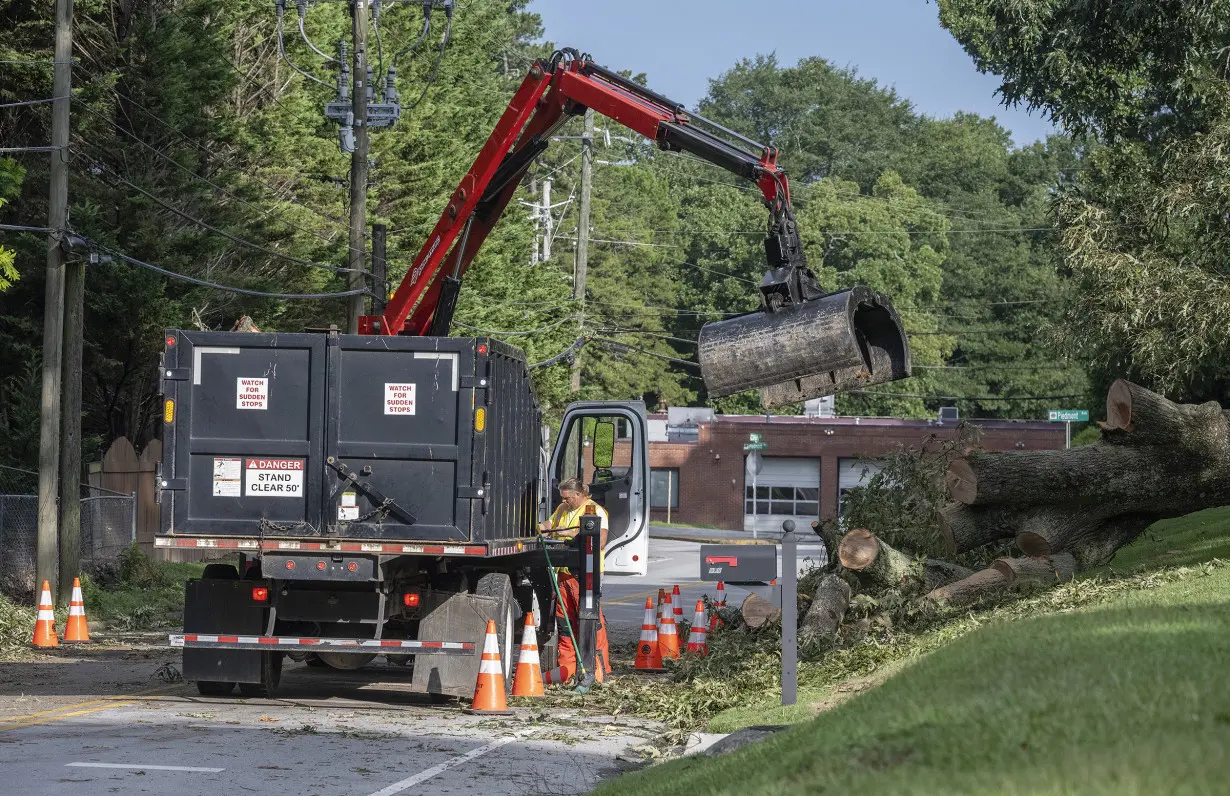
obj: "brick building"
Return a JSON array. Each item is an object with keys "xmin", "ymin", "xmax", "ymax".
[{"xmin": 643, "ymin": 409, "xmax": 1065, "ymax": 533}]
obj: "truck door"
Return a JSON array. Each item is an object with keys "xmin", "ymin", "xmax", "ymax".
[{"xmin": 548, "ymin": 402, "xmax": 649, "ymax": 576}]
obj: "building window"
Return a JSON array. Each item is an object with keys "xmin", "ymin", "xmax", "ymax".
[
  {"xmin": 743, "ymin": 485, "xmax": 819, "ymax": 517},
  {"xmin": 650, "ymin": 468, "xmax": 680, "ymax": 508}
]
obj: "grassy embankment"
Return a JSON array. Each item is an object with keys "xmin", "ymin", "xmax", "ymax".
[{"xmin": 594, "ymin": 507, "xmax": 1230, "ymax": 795}]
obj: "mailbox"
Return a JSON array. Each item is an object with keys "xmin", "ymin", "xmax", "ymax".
[{"xmin": 699, "ymin": 544, "xmax": 777, "ymax": 583}]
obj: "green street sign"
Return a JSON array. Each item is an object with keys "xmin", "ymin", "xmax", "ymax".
[
  {"xmin": 748, "ymin": 433, "xmax": 763, "ymax": 444},
  {"xmin": 744, "ymin": 442, "xmax": 768, "ymax": 451},
  {"xmin": 1047, "ymin": 409, "xmax": 1089, "ymax": 422}
]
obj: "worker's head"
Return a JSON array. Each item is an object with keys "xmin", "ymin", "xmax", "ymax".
[{"xmin": 558, "ymin": 478, "xmax": 589, "ymax": 509}]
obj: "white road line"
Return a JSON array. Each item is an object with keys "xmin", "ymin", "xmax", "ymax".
[
  {"xmin": 66, "ymin": 762, "xmax": 225, "ymax": 773},
  {"xmin": 364, "ymin": 728, "xmax": 539, "ymax": 796}
]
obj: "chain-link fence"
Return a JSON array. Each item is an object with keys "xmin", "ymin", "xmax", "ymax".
[{"xmin": 0, "ymin": 492, "xmax": 136, "ymax": 596}]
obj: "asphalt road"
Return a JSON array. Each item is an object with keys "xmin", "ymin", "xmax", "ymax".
[
  {"xmin": 601, "ymin": 538, "xmax": 830, "ymax": 641},
  {"xmin": 0, "ymin": 651, "xmax": 655, "ymax": 796},
  {"xmin": 0, "ymin": 537, "xmax": 822, "ymax": 795}
]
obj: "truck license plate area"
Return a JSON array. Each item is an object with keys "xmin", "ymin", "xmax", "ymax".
[{"xmin": 260, "ymin": 553, "xmax": 376, "ymax": 580}]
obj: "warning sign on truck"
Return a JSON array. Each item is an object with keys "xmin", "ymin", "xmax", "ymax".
[
  {"xmin": 236, "ymin": 377, "xmax": 269, "ymax": 410},
  {"xmin": 384, "ymin": 383, "xmax": 416, "ymax": 415},
  {"xmin": 212, "ymin": 457, "xmax": 242, "ymax": 497},
  {"xmin": 244, "ymin": 458, "xmax": 304, "ymax": 497}
]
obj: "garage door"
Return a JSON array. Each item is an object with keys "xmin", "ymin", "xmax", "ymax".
[
  {"xmin": 743, "ymin": 456, "xmax": 819, "ymax": 536},
  {"xmin": 838, "ymin": 457, "xmax": 883, "ymax": 518}
]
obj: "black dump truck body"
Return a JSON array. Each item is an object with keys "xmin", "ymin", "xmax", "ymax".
[
  {"xmin": 158, "ymin": 330, "xmax": 542, "ymax": 549},
  {"xmin": 156, "ymin": 329, "xmax": 648, "ymax": 699}
]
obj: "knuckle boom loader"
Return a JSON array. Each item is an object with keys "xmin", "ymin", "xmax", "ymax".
[{"xmin": 156, "ymin": 49, "xmax": 911, "ymax": 697}]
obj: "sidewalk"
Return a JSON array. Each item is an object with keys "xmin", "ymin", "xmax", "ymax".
[{"xmin": 649, "ymin": 523, "xmax": 824, "ymax": 545}]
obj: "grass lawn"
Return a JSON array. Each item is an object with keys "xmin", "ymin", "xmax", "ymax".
[
  {"xmin": 598, "ymin": 509, "xmax": 1230, "ymax": 795},
  {"xmin": 80, "ymin": 546, "xmax": 206, "ymax": 630}
]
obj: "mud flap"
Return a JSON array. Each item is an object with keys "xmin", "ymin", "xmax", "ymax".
[
  {"xmin": 411, "ymin": 592, "xmax": 501, "ymax": 698},
  {"xmin": 182, "ymin": 579, "xmax": 265, "ymax": 684},
  {"xmin": 697, "ymin": 286, "xmax": 911, "ymax": 407}
]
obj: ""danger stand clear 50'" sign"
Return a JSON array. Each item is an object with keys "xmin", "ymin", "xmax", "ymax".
[{"xmin": 244, "ymin": 458, "xmax": 304, "ymax": 497}]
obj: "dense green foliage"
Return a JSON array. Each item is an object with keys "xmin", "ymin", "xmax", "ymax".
[
  {"xmin": 0, "ymin": 1, "xmax": 1087, "ymax": 474},
  {"xmin": 939, "ymin": 0, "xmax": 1230, "ymax": 404}
]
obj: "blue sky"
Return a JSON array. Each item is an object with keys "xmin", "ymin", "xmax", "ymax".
[{"xmin": 528, "ymin": 0, "xmax": 1056, "ymax": 147}]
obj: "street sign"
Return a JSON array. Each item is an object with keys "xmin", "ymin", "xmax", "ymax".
[
  {"xmin": 748, "ymin": 433, "xmax": 762, "ymax": 443},
  {"xmin": 745, "ymin": 451, "xmax": 763, "ymax": 476},
  {"xmin": 743, "ymin": 442, "xmax": 768, "ymax": 451},
  {"xmin": 1047, "ymin": 409, "xmax": 1089, "ymax": 422}
]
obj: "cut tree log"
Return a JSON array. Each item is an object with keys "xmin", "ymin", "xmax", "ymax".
[
  {"xmin": 923, "ymin": 568, "xmax": 1008, "ymax": 606},
  {"xmin": 800, "ymin": 574, "xmax": 850, "ymax": 640},
  {"xmin": 741, "ymin": 593, "xmax": 781, "ymax": 629},
  {"xmin": 939, "ymin": 504, "xmax": 1019, "ymax": 555},
  {"xmin": 991, "ymin": 553, "xmax": 1076, "ymax": 586},
  {"xmin": 838, "ymin": 528, "xmax": 973, "ymax": 591},
  {"xmin": 941, "ymin": 381, "xmax": 1230, "ymax": 568}
]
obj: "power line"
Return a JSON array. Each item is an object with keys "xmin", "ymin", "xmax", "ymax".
[
  {"xmin": 0, "ymin": 223, "xmax": 52, "ymax": 232},
  {"xmin": 74, "ymin": 102, "xmax": 358, "ymax": 256},
  {"xmin": 849, "ymin": 390, "xmax": 1085, "ymax": 402},
  {"xmin": 0, "ymin": 96, "xmax": 68, "ymax": 109},
  {"xmin": 84, "ymin": 158, "xmax": 365, "ymax": 277},
  {"xmin": 92, "ymin": 240, "xmax": 376, "ymax": 300},
  {"xmin": 452, "ymin": 314, "xmax": 581, "ymax": 336}
]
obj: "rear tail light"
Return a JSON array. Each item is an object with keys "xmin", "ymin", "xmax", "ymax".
[
  {"xmin": 403, "ymin": 592, "xmax": 420, "ymax": 608},
  {"xmin": 316, "ymin": 561, "xmax": 326, "ymax": 571},
  {"xmin": 347, "ymin": 562, "xmax": 358, "ymax": 572},
  {"xmin": 285, "ymin": 560, "xmax": 295, "ymax": 570},
  {"xmin": 251, "ymin": 587, "xmax": 269, "ymax": 602}
]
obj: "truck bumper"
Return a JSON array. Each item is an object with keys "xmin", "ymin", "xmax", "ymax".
[{"xmin": 170, "ymin": 634, "xmax": 474, "ymax": 655}]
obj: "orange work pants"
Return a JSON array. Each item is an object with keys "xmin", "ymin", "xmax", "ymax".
[{"xmin": 554, "ymin": 572, "xmax": 612, "ymax": 682}]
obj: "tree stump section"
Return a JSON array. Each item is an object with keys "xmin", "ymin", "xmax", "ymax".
[
  {"xmin": 924, "ymin": 568, "xmax": 1007, "ymax": 606},
  {"xmin": 740, "ymin": 593, "xmax": 781, "ymax": 629},
  {"xmin": 941, "ymin": 380, "xmax": 1230, "ymax": 567},
  {"xmin": 838, "ymin": 528, "xmax": 972, "ymax": 592},
  {"xmin": 991, "ymin": 553, "xmax": 1076, "ymax": 586},
  {"xmin": 800, "ymin": 574, "xmax": 851, "ymax": 641}
]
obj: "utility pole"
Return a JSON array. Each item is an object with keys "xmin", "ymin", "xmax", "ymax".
[
  {"xmin": 542, "ymin": 178, "xmax": 553, "ymax": 261},
  {"xmin": 528, "ymin": 175, "xmax": 539, "ymax": 266},
  {"xmin": 371, "ymin": 222, "xmax": 387, "ymax": 316},
  {"xmin": 36, "ymin": 0, "xmax": 74, "ymax": 599},
  {"xmin": 345, "ymin": 0, "xmax": 370, "ymax": 334},
  {"xmin": 58, "ymin": 249, "xmax": 84, "ymax": 606},
  {"xmin": 571, "ymin": 108, "xmax": 593, "ymax": 392}
]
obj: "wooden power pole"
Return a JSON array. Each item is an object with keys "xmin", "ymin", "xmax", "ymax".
[
  {"xmin": 571, "ymin": 108, "xmax": 593, "ymax": 392},
  {"xmin": 345, "ymin": 0, "xmax": 370, "ymax": 334},
  {"xmin": 36, "ymin": 0, "xmax": 74, "ymax": 598},
  {"xmin": 58, "ymin": 250, "xmax": 84, "ymax": 606}
]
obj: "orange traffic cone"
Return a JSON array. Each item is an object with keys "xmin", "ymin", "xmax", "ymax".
[
  {"xmin": 63, "ymin": 578, "xmax": 91, "ymax": 643},
  {"xmin": 468, "ymin": 620, "xmax": 512, "ymax": 714},
  {"xmin": 31, "ymin": 580, "xmax": 58, "ymax": 648},
  {"xmin": 686, "ymin": 600, "xmax": 709, "ymax": 656},
  {"xmin": 634, "ymin": 598, "xmax": 665, "ymax": 671},
  {"xmin": 672, "ymin": 584, "xmax": 685, "ymax": 625},
  {"xmin": 710, "ymin": 580, "xmax": 727, "ymax": 631},
  {"xmin": 511, "ymin": 612, "xmax": 544, "ymax": 697},
  {"xmin": 658, "ymin": 593, "xmax": 681, "ymax": 660}
]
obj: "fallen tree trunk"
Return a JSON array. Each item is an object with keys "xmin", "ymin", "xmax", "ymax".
[
  {"xmin": 941, "ymin": 380, "xmax": 1230, "ymax": 567},
  {"xmin": 838, "ymin": 529, "xmax": 972, "ymax": 592},
  {"xmin": 800, "ymin": 574, "xmax": 850, "ymax": 641},
  {"xmin": 741, "ymin": 593, "xmax": 781, "ymax": 629},
  {"xmin": 991, "ymin": 553, "xmax": 1076, "ymax": 586},
  {"xmin": 924, "ymin": 568, "xmax": 1008, "ymax": 606}
]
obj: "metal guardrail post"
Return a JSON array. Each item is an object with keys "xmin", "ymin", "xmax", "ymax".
[
  {"xmin": 130, "ymin": 490, "xmax": 137, "ymax": 543},
  {"xmin": 780, "ymin": 519, "xmax": 798, "ymax": 706}
]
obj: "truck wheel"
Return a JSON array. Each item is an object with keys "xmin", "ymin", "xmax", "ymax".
[
  {"xmin": 305, "ymin": 653, "xmax": 329, "ymax": 668},
  {"xmin": 237, "ymin": 651, "xmax": 282, "ymax": 698},
  {"xmin": 196, "ymin": 681, "xmax": 235, "ymax": 697},
  {"xmin": 474, "ymin": 573, "xmax": 517, "ymax": 681},
  {"xmin": 201, "ymin": 563, "xmax": 238, "ymax": 580}
]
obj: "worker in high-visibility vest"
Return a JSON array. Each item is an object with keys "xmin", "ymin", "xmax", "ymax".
[{"xmin": 539, "ymin": 477, "xmax": 612, "ymax": 681}]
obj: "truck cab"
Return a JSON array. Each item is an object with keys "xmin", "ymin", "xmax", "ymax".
[{"xmin": 548, "ymin": 402, "xmax": 650, "ymax": 577}]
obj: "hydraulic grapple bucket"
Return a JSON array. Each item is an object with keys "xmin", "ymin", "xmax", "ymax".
[{"xmin": 697, "ymin": 286, "xmax": 911, "ymax": 408}]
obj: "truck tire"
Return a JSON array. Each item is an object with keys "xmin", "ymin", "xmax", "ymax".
[
  {"xmin": 315, "ymin": 652, "xmax": 377, "ymax": 670},
  {"xmin": 201, "ymin": 563, "xmax": 238, "ymax": 580},
  {"xmin": 196, "ymin": 681, "xmax": 235, "ymax": 697},
  {"xmin": 237, "ymin": 651, "xmax": 282, "ymax": 698},
  {"xmin": 474, "ymin": 572, "xmax": 517, "ymax": 681}
]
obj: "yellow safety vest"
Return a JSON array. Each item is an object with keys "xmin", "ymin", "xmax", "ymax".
[{"xmin": 548, "ymin": 499, "xmax": 608, "ymax": 574}]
